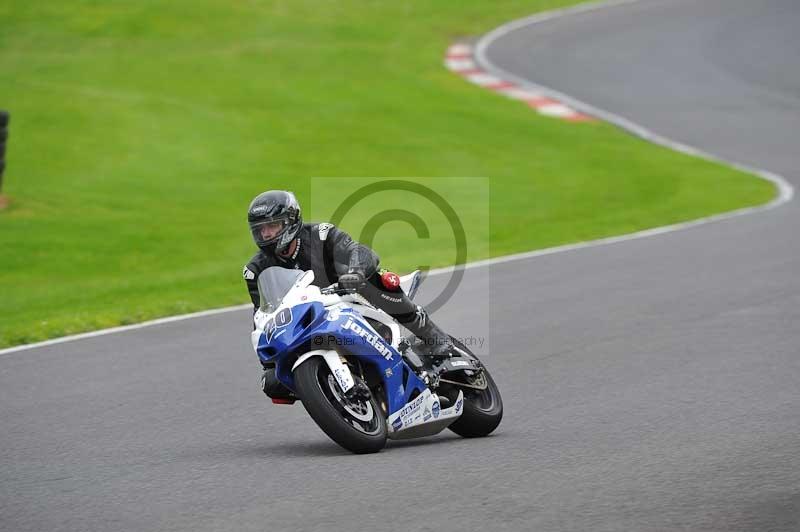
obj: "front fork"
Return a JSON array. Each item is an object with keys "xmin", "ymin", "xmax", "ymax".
[{"xmin": 292, "ymin": 349, "xmax": 355, "ymax": 394}]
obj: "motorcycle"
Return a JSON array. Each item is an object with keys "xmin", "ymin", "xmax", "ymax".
[{"xmin": 250, "ymin": 266, "xmax": 503, "ymax": 454}]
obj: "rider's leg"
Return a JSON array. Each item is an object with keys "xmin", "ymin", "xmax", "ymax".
[
  {"xmin": 261, "ymin": 363, "xmax": 294, "ymax": 400},
  {"xmin": 358, "ymin": 272, "xmax": 453, "ymax": 359}
]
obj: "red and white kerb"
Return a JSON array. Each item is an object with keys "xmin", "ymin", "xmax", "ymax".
[{"xmin": 445, "ymin": 43, "xmax": 594, "ymax": 123}]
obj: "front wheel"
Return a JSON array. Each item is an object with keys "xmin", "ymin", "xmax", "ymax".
[{"xmin": 294, "ymin": 357, "xmax": 386, "ymax": 454}]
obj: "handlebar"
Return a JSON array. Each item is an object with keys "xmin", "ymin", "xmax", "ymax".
[{"xmin": 320, "ymin": 283, "xmax": 358, "ymax": 296}]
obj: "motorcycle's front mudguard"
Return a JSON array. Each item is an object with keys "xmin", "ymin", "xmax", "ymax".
[{"xmin": 291, "ymin": 350, "xmax": 356, "ymax": 394}]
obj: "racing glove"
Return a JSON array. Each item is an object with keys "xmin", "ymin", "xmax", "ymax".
[{"xmin": 338, "ymin": 271, "xmax": 365, "ymax": 291}]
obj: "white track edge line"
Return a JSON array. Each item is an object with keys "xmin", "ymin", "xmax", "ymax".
[
  {"xmin": 473, "ymin": 0, "xmax": 794, "ymax": 209},
  {"xmin": 2, "ymin": 0, "xmax": 794, "ymax": 356},
  {"xmin": 0, "ymin": 305, "xmax": 252, "ymax": 356}
]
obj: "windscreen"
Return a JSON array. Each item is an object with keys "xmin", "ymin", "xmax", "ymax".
[{"xmin": 257, "ymin": 267, "xmax": 305, "ymax": 313}]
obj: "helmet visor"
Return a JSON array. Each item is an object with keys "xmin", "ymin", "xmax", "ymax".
[{"xmin": 250, "ymin": 216, "xmax": 290, "ymax": 247}]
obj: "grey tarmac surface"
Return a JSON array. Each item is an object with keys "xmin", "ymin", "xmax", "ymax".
[{"xmin": 2, "ymin": 0, "xmax": 799, "ymax": 530}]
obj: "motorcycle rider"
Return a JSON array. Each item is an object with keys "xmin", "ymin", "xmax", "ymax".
[{"xmin": 243, "ymin": 189, "xmax": 455, "ymax": 400}]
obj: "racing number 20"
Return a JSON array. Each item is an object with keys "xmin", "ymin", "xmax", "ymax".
[{"xmin": 266, "ymin": 308, "xmax": 293, "ymax": 341}]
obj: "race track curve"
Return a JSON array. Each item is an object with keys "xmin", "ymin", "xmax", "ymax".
[{"xmin": 2, "ymin": 1, "xmax": 799, "ymax": 530}]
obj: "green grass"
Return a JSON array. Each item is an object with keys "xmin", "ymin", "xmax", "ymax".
[{"xmin": 0, "ymin": 0, "xmax": 775, "ymax": 347}]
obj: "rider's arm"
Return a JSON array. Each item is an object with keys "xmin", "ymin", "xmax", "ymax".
[
  {"xmin": 243, "ymin": 263, "xmax": 261, "ymax": 310},
  {"xmin": 324, "ymin": 225, "xmax": 379, "ymax": 279}
]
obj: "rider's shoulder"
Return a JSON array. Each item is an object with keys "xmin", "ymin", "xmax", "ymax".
[
  {"xmin": 243, "ymin": 251, "xmax": 273, "ymax": 281},
  {"xmin": 305, "ymin": 222, "xmax": 337, "ymax": 241}
]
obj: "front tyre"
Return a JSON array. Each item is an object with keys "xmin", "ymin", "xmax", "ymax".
[
  {"xmin": 447, "ymin": 367, "xmax": 503, "ymax": 438},
  {"xmin": 294, "ymin": 357, "xmax": 387, "ymax": 454}
]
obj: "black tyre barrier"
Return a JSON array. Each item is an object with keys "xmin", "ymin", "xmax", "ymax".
[{"xmin": 0, "ymin": 110, "xmax": 8, "ymax": 193}]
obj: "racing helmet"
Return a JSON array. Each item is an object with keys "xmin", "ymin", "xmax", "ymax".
[{"xmin": 247, "ymin": 190, "xmax": 302, "ymax": 254}]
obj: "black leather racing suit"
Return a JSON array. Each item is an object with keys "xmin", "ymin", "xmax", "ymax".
[
  {"xmin": 243, "ymin": 224, "xmax": 450, "ymax": 389},
  {"xmin": 245, "ymin": 222, "xmax": 413, "ymax": 320}
]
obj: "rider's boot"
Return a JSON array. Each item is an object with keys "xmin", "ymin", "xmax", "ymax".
[
  {"xmin": 400, "ymin": 305, "xmax": 454, "ymax": 362},
  {"xmin": 261, "ymin": 366, "xmax": 295, "ymax": 403}
]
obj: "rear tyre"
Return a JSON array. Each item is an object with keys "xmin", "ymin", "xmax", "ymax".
[
  {"xmin": 294, "ymin": 357, "xmax": 386, "ymax": 454},
  {"xmin": 446, "ymin": 337, "xmax": 503, "ymax": 438},
  {"xmin": 447, "ymin": 367, "xmax": 503, "ymax": 437}
]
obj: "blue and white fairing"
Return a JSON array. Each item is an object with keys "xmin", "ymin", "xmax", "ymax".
[{"xmin": 250, "ymin": 268, "xmax": 463, "ymax": 437}]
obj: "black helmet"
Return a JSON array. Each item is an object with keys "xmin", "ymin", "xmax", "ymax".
[{"xmin": 247, "ymin": 190, "xmax": 302, "ymax": 254}]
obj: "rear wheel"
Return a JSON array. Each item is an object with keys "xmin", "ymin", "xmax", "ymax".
[
  {"xmin": 447, "ymin": 367, "xmax": 503, "ymax": 437},
  {"xmin": 294, "ymin": 357, "xmax": 386, "ymax": 454},
  {"xmin": 445, "ymin": 337, "xmax": 503, "ymax": 438}
]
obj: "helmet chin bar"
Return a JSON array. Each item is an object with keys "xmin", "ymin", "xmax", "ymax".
[
  {"xmin": 274, "ymin": 234, "xmax": 292, "ymax": 254},
  {"xmin": 261, "ymin": 234, "xmax": 296, "ymax": 257}
]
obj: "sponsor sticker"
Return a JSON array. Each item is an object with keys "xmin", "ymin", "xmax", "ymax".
[
  {"xmin": 290, "ymin": 238, "xmax": 302, "ymax": 260},
  {"xmin": 243, "ymin": 266, "xmax": 256, "ymax": 281},
  {"xmin": 318, "ymin": 223, "xmax": 334, "ymax": 241},
  {"xmin": 399, "ymin": 394, "xmax": 426, "ymax": 418},
  {"xmin": 432, "ymin": 401, "xmax": 440, "ymax": 418},
  {"xmin": 455, "ymin": 398, "xmax": 463, "ymax": 413},
  {"xmin": 451, "ymin": 360, "xmax": 470, "ymax": 368},
  {"xmin": 341, "ymin": 317, "xmax": 394, "ymax": 361},
  {"xmin": 379, "ymin": 269, "xmax": 401, "ymax": 290},
  {"xmin": 333, "ymin": 368, "xmax": 345, "ymax": 384},
  {"xmin": 392, "ymin": 417, "xmax": 403, "ymax": 431}
]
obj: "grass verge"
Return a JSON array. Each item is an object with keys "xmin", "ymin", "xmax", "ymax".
[{"xmin": 0, "ymin": 0, "xmax": 775, "ymax": 347}]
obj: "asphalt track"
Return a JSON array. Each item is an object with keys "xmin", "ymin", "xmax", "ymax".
[{"xmin": 2, "ymin": 1, "xmax": 799, "ymax": 530}]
